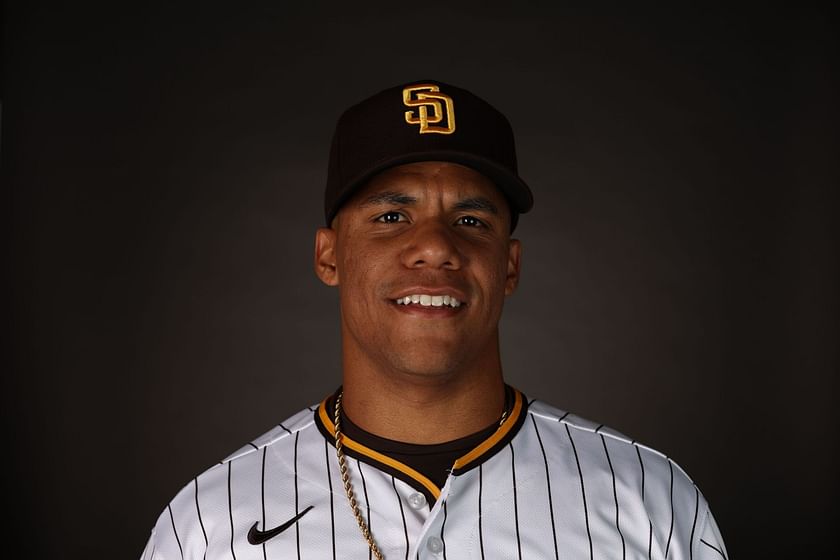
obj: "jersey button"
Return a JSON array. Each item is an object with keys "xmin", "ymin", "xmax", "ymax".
[
  {"xmin": 407, "ymin": 492, "xmax": 427, "ymax": 510},
  {"xmin": 426, "ymin": 536, "xmax": 443, "ymax": 554}
]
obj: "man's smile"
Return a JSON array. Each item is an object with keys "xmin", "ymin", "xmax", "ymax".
[
  {"xmin": 388, "ymin": 292, "xmax": 467, "ymax": 317},
  {"xmin": 394, "ymin": 294, "xmax": 462, "ymax": 308},
  {"xmin": 388, "ymin": 285, "xmax": 469, "ymax": 317}
]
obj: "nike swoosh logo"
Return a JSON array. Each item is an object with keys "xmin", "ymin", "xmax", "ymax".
[{"xmin": 247, "ymin": 505, "xmax": 314, "ymax": 545}]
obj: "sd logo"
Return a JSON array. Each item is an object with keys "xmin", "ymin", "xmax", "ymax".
[{"xmin": 403, "ymin": 84, "xmax": 456, "ymax": 135}]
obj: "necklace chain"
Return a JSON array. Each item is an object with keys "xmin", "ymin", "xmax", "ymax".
[
  {"xmin": 333, "ymin": 390, "xmax": 509, "ymax": 560},
  {"xmin": 335, "ymin": 391, "xmax": 385, "ymax": 560}
]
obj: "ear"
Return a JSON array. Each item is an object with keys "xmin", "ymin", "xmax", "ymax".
[
  {"xmin": 504, "ymin": 239, "xmax": 521, "ymax": 296},
  {"xmin": 314, "ymin": 227, "xmax": 339, "ymax": 286}
]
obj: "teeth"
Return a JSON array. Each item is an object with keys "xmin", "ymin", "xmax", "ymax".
[{"xmin": 395, "ymin": 294, "xmax": 462, "ymax": 308}]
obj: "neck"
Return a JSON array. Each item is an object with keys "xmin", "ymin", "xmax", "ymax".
[{"xmin": 340, "ymin": 342, "xmax": 507, "ymax": 444}]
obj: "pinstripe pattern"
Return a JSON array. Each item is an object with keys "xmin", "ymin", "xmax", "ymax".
[
  {"xmin": 294, "ymin": 431, "xmax": 301, "ymax": 560},
  {"xmin": 601, "ymin": 434, "xmax": 626, "ymax": 560},
  {"xmin": 392, "ymin": 476, "xmax": 409, "ymax": 560},
  {"xmin": 531, "ymin": 416, "xmax": 558, "ymax": 560},
  {"xmin": 509, "ymin": 443, "xmax": 522, "ymax": 560},
  {"xmin": 141, "ymin": 398, "xmax": 726, "ymax": 560},
  {"xmin": 167, "ymin": 505, "xmax": 183, "ymax": 560},
  {"xmin": 566, "ymin": 422, "xmax": 594, "ymax": 560},
  {"xmin": 325, "ymin": 439, "xmax": 336, "ymax": 560},
  {"xmin": 689, "ymin": 486, "xmax": 700, "ymax": 560},
  {"xmin": 259, "ymin": 448, "xmax": 267, "ymax": 560},
  {"xmin": 666, "ymin": 460, "xmax": 675, "ymax": 558},
  {"xmin": 636, "ymin": 445, "xmax": 654, "ymax": 560},
  {"xmin": 440, "ymin": 500, "xmax": 448, "ymax": 560},
  {"xmin": 700, "ymin": 538, "xmax": 727, "ymax": 559},
  {"xmin": 193, "ymin": 478, "xmax": 207, "ymax": 559},
  {"xmin": 477, "ymin": 464, "xmax": 485, "ymax": 560},
  {"xmin": 358, "ymin": 460, "xmax": 372, "ymax": 560},
  {"xmin": 227, "ymin": 461, "xmax": 236, "ymax": 560}
]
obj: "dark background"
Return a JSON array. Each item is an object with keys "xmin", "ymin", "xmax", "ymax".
[{"xmin": 4, "ymin": 3, "xmax": 837, "ymax": 558}]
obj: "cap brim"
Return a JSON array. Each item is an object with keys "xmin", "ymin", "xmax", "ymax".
[{"xmin": 327, "ymin": 150, "xmax": 533, "ymax": 227}]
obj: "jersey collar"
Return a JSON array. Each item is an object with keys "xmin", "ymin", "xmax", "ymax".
[{"xmin": 315, "ymin": 386, "xmax": 528, "ymax": 503}]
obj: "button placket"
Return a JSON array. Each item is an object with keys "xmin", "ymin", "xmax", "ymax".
[{"xmin": 410, "ymin": 478, "xmax": 451, "ymax": 558}]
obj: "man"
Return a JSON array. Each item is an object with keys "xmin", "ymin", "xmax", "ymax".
[{"xmin": 141, "ymin": 80, "xmax": 728, "ymax": 559}]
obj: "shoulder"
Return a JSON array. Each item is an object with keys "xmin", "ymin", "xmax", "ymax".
[
  {"xmin": 505, "ymin": 397, "xmax": 727, "ymax": 558},
  {"xmin": 524, "ymin": 398, "xmax": 696, "ymax": 486},
  {"xmin": 523, "ymin": 400, "xmax": 708, "ymax": 515},
  {"xmin": 139, "ymin": 405, "xmax": 319, "ymax": 560},
  {"xmin": 522, "ymin": 398, "xmax": 726, "ymax": 558},
  {"xmin": 220, "ymin": 405, "xmax": 316, "ymax": 462}
]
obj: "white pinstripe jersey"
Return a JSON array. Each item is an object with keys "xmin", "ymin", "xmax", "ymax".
[{"xmin": 141, "ymin": 389, "xmax": 728, "ymax": 559}]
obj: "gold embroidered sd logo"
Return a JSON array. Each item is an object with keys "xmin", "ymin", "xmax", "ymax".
[{"xmin": 403, "ymin": 84, "xmax": 456, "ymax": 135}]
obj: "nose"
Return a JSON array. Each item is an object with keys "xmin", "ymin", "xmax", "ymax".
[{"xmin": 400, "ymin": 221, "xmax": 462, "ymax": 270}]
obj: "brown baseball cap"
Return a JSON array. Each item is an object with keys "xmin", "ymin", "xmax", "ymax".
[{"xmin": 324, "ymin": 80, "xmax": 534, "ymax": 231}]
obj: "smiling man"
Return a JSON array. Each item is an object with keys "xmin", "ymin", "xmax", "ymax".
[
  {"xmin": 316, "ymin": 161, "xmax": 519, "ymax": 449},
  {"xmin": 141, "ymin": 81, "xmax": 727, "ymax": 559}
]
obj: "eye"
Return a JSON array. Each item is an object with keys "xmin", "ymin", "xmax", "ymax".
[
  {"xmin": 375, "ymin": 211, "xmax": 407, "ymax": 224},
  {"xmin": 455, "ymin": 215, "xmax": 486, "ymax": 228}
]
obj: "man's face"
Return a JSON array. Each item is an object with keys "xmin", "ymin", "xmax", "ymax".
[{"xmin": 315, "ymin": 161, "xmax": 521, "ymax": 381}]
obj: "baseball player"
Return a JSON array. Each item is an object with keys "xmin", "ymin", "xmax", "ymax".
[{"xmin": 140, "ymin": 80, "xmax": 728, "ymax": 559}]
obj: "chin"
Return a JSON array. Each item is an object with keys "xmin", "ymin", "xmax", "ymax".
[{"xmin": 384, "ymin": 349, "xmax": 467, "ymax": 381}]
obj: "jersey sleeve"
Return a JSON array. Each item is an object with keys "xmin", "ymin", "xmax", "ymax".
[
  {"xmin": 139, "ymin": 481, "xmax": 209, "ymax": 560},
  {"xmin": 693, "ymin": 504, "xmax": 729, "ymax": 560},
  {"xmin": 138, "ymin": 530, "xmax": 159, "ymax": 560},
  {"xmin": 138, "ymin": 514, "xmax": 182, "ymax": 560}
]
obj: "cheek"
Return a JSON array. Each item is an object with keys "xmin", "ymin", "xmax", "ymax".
[
  {"xmin": 338, "ymin": 242, "xmax": 385, "ymax": 302},
  {"xmin": 336, "ymin": 230, "xmax": 365, "ymax": 285},
  {"xmin": 477, "ymin": 249, "xmax": 511, "ymax": 293}
]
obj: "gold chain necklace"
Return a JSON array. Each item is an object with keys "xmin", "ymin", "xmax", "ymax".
[
  {"xmin": 333, "ymin": 391, "xmax": 510, "ymax": 560},
  {"xmin": 334, "ymin": 391, "xmax": 385, "ymax": 560}
]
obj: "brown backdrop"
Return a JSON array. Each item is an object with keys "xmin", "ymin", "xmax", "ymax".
[{"xmin": 4, "ymin": 3, "xmax": 837, "ymax": 558}]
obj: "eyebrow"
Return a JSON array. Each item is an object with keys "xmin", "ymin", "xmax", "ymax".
[
  {"xmin": 359, "ymin": 191, "xmax": 418, "ymax": 207},
  {"xmin": 451, "ymin": 197, "xmax": 499, "ymax": 215},
  {"xmin": 359, "ymin": 191, "xmax": 499, "ymax": 215}
]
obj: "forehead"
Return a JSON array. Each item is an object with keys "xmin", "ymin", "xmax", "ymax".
[{"xmin": 356, "ymin": 161, "xmax": 505, "ymax": 203}]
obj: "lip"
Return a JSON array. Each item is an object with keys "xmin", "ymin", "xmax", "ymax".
[{"xmin": 388, "ymin": 299, "xmax": 464, "ymax": 318}]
